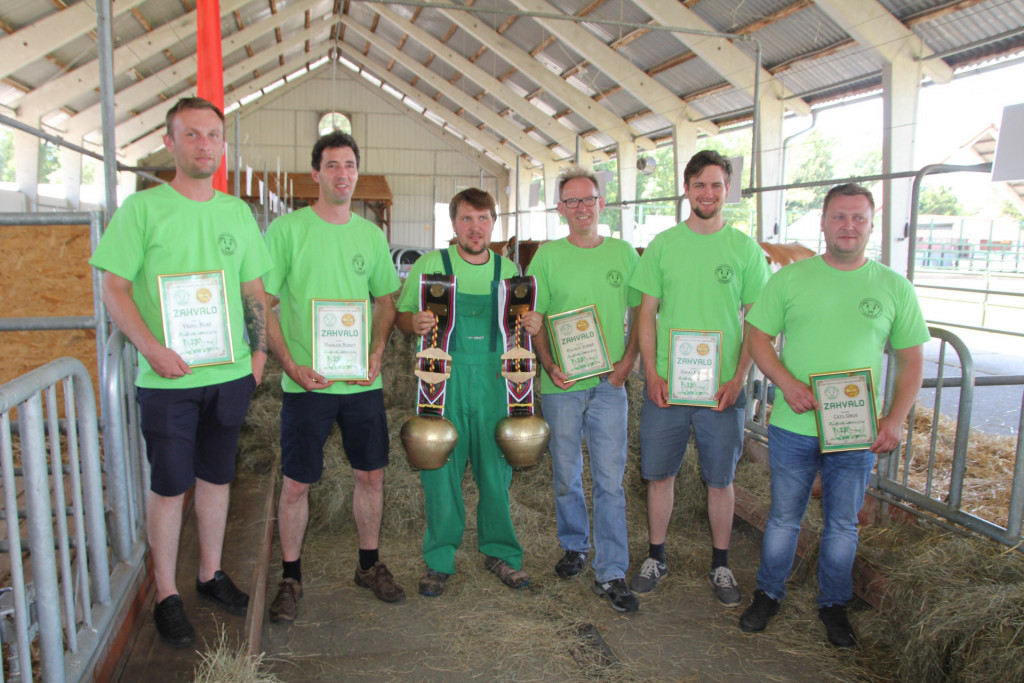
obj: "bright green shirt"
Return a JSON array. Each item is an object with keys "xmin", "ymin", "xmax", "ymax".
[
  {"xmin": 263, "ymin": 207, "xmax": 400, "ymax": 394},
  {"xmin": 746, "ymin": 255, "xmax": 930, "ymax": 436},
  {"xmin": 629, "ymin": 222, "xmax": 769, "ymax": 384},
  {"xmin": 89, "ymin": 184, "xmax": 272, "ymax": 389},
  {"xmin": 397, "ymin": 246, "xmax": 517, "ymax": 311},
  {"xmin": 527, "ymin": 237, "xmax": 640, "ymax": 394}
]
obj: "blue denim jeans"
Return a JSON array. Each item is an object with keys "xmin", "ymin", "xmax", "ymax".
[
  {"xmin": 755, "ymin": 425, "xmax": 876, "ymax": 608},
  {"xmin": 541, "ymin": 377, "xmax": 629, "ymax": 582}
]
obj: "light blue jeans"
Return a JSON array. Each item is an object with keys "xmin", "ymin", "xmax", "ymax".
[
  {"xmin": 755, "ymin": 425, "xmax": 876, "ymax": 608},
  {"xmin": 542, "ymin": 377, "xmax": 629, "ymax": 583}
]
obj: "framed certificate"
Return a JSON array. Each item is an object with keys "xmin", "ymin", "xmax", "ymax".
[
  {"xmin": 809, "ymin": 368, "xmax": 878, "ymax": 453},
  {"xmin": 157, "ymin": 270, "xmax": 234, "ymax": 367},
  {"xmin": 311, "ymin": 299, "xmax": 369, "ymax": 380},
  {"xmin": 546, "ymin": 305, "xmax": 613, "ymax": 382},
  {"xmin": 667, "ymin": 329, "xmax": 721, "ymax": 406}
]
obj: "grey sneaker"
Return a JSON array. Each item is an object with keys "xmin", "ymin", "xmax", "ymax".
[
  {"xmin": 709, "ymin": 566, "xmax": 741, "ymax": 607},
  {"xmin": 630, "ymin": 557, "xmax": 667, "ymax": 594}
]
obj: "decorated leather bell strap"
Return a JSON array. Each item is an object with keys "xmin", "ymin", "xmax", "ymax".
[
  {"xmin": 415, "ymin": 274, "xmax": 456, "ymax": 418},
  {"xmin": 497, "ymin": 275, "xmax": 537, "ymax": 418}
]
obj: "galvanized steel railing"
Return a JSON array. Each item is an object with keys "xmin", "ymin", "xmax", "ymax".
[
  {"xmin": 1, "ymin": 358, "xmax": 111, "ymax": 682},
  {"xmin": 745, "ymin": 326, "xmax": 1024, "ymax": 549}
]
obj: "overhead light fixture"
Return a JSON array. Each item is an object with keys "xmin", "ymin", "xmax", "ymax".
[{"xmin": 637, "ymin": 156, "xmax": 657, "ymax": 175}]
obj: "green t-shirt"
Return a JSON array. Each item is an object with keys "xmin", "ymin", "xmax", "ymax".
[
  {"xmin": 89, "ymin": 184, "xmax": 272, "ymax": 389},
  {"xmin": 746, "ymin": 255, "xmax": 930, "ymax": 436},
  {"xmin": 397, "ymin": 246, "xmax": 517, "ymax": 311},
  {"xmin": 629, "ymin": 222, "xmax": 769, "ymax": 384},
  {"xmin": 263, "ymin": 207, "xmax": 401, "ymax": 394},
  {"xmin": 527, "ymin": 237, "xmax": 640, "ymax": 394}
]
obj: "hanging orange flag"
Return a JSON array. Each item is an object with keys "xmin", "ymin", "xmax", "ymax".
[{"xmin": 196, "ymin": 0, "xmax": 227, "ymax": 192}]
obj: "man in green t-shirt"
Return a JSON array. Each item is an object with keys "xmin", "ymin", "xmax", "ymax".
[
  {"xmin": 739, "ymin": 184, "xmax": 928, "ymax": 649},
  {"xmin": 629, "ymin": 150, "xmax": 769, "ymax": 607},
  {"xmin": 263, "ymin": 132, "xmax": 405, "ymax": 624},
  {"xmin": 527, "ymin": 167, "xmax": 641, "ymax": 613},
  {"xmin": 90, "ymin": 98, "xmax": 272, "ymax": 648},
  {"xmin": 396, "ymin": 189, "xmax": 542, "ymax": 597}
]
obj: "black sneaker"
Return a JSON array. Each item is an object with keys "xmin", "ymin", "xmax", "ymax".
[
  {"xmin": 739, "ymin": 589, "xmax": 780, "ymax": 633},
  {"xmin": 196, "ymin": 570, "xmax": 249, "ymax": 616},
  {"xmin": 591, "ymin": 578, "xmax": 639, "ymax": 613},
  {"xmin": 818, "ymin": 604, "xmax": 857, "ymax": 649},
  {"xmin": 153, "ymin": 594, "xmax": 196, "ymax": 648},
  {"xmin": 554, "ymin": 550, "xmax": 588, "ymax": 579}
]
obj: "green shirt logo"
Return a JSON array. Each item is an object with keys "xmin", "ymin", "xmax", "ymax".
[
  {"xmin": 352, "ymin": 254, "xmax": 367, "ymax": 275},
  {"xmin": 217, "ymin": 233, "xmax": 237, "ymax": 256},
  {"xmin": 714, "ymin": 264, "xmax": 734, "ymax": 284},
  {"xmin": 859, "ymin": 298, "xmax": 882, "ymax": 319},
  {"xmin": 606, "ymin": 269, "xmax": 624, "ymax": 288}
]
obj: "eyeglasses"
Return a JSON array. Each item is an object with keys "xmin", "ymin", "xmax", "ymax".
[{"xmin": 560, "ymin": 196, "xmax": 599, "ymax": 208}]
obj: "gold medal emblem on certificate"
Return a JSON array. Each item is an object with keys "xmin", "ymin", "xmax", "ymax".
[
  {"xmin": 311, "ymin": 299, "xmax": 369, "ymax": 380},
  {"xmin": 157, "ymin": 270, "xmax": 234, "ymax": 367},
  {"xmin": 667, "ymin": 329, "xmax": 722, "ymax": 406},
  {"xmin": 809, "ymin": 368, "xmax": 878, "ymax": 453},
  {"xmin": 546, "ymin": 305, "xmax": 613, "ymax": 382}
]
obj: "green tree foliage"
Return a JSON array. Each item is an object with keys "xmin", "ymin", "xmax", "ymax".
[
  {"xmin": 40, "ymin": 141, "xmax": 61, "ymax": 183},
  {"xmin": 786, "ymin": 131, "xmax": 836, "ymax": 214},
  {"xmin": 0, "ymin": 129, "xmax": 14, "ymax": 182},
  {"xmin": 919, "ymin": 185, "xmax": 963, "ymax": 216},
  {"xmin": 1000, "ymin": 200, "xmax": 1023, "ymax": 222}
]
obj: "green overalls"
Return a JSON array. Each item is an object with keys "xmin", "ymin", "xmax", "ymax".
[{"xmin": 420, "ymin": 251, "xmax": 524, "ymax": 574}]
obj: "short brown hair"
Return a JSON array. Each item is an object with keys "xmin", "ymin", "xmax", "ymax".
[
  {"xmin": 684, "ymin": 150, "xmax": 732, "ymax": 187},
  {"xmin": 165, "ymin": 97, "xmax": 225, "ymax": 134},
  {"xmin": 822, "ymin": 183, "xmax": 875, "ymax": 215},
  {"xmin": 556, "ymin": 167, "xmax": 601, "ymax": 200},
  {"xmin": 449, "ymin": 188, "xmax": 497, "ymax": 222}
]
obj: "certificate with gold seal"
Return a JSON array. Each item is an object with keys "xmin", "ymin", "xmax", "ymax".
[
  {"xmin": 157, "ymin": 270, "xmax": 234, "ymax": 367},
  {"xmin": 667, "ymin": 329, "xmax": 721, "ymax": 406},
  {"xmin": 311, "ymin": 299, "xmax": 368, "ymax": 380},
  {"xmin": 546, "ymin": 305, "xmax": 613, "ymax": 382},
  {"xmin": 809, "ymin": 368, "xmax": 878, "ymax": 453}
]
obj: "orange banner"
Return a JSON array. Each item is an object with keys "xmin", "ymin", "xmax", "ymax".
[{"xmin": 197, "ymin": 0, "xmax": 227, "ymax": 192}]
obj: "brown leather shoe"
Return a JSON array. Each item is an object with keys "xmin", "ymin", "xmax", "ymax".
[
  {"xmin": 354, "ymin": 562, "xmax": 406, "ymax": 603},
  {"xmin": 269, "ymin": 578, "xmax": 302, "ymax": 623},
  {"xmin": 484, "ymin": 556, "xmax": 529, "ymax": 589}
]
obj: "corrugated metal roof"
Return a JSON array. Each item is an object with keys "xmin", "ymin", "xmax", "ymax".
[{"xmin": 1, "ymin": 0, "xmax": 1022, "ymax": 169}]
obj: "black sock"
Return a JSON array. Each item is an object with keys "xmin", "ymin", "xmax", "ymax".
[
  {"xmin": 649, "ymin": 543, "xmax": 666, "ymax": 563},
  {"xmin": 359, "ymin": 548, "xmax": 379, "ymax": 571},
  {"xmin": 712, "ymin": 547, "xmax": 728, "ymax": 570},
  {"xmin": 283, "ymin": 558, "xmax": 301, "ymax": 583}
]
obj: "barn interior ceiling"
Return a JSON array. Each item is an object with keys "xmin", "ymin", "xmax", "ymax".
[{"xmin": 2, "ymin": 0, "xmax": 1023, "ymax": 169}]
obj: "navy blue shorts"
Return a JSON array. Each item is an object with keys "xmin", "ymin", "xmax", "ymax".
[
  {"xmin": 279, "ymin": 389, "xmax": 389, "ymax": 484},
  {"xmin": 137, "ymin": 374, "xmax": 257, "ymax": 497}
]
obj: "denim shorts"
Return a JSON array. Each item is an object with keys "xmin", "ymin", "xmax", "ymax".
[
  {"xmin": 639, "ymin": 388, "xmax": 746, "ymax": 488},
  {"xmin": 279, "ymin": 389, "xmax": 389, "ymax": 484},
  {"xmin": 137, "ymin": 374, "xmax": 257, "ymax": 497}
]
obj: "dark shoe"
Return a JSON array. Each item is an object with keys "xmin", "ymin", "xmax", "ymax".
[
  {"xmin": 154, "ymin": 594, "xmax": 196, "ymax": 648},
  {"xmin": 554, "ymin": 550, "xmax": 588, "ymax": 579},
  {"xmin": 709, "ymin": 566, "xmax": 742, "ymax": 607},
  {"xmin": 196, "ymin": 570, "xmax": 249, "ymax": 616},
  {"xmin": 591, "ymin": 578, "xmax": 639, "ymax": 613},
  {"xmin": 269, "ymin": 578, "xmax": 302, "ymax": 624},
  {"xmin": 354, "ymin": 561, "xmax": 406, "ymax": 603},
  {"xmin": 483, "ymin": 556, "xmax": 529, "ymax": 589},
  {"xmin": 418, "ymin": 569, "xmax": 450, "ymax": 597},
  {"xmin": 740, "ymin": 589, "xmax": 780, "ymax": 633},
  {"xmin": 629, "ymin": 557, "xmax": 667, "ymax": 594},
  {"xmin": 819, "ymin": 604, "xmax": 857, "ymax": 649}
]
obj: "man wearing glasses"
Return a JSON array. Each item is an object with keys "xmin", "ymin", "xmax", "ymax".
[
  {"xmin": 528, "ymin": 167, "xmax": 641, "ymax": 612},
  {"xmin": 629, "ymin": 150, "xmax": 769, "ymax": 607}
]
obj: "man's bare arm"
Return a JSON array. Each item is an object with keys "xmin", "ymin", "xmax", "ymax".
[
  {"xmin": 101, "ymin": 271, "xmax": 190, "ymax": 378},
  {"xmin": 240, "ymin": 278, "xmax": 267, "ymax": 385}
]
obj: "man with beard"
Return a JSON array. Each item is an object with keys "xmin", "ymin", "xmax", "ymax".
[
  {"xmin": 397, "ymin": 188, "xmax": 542, "ymax": 597},
  {"xmin": 628, "ymin": 150, "xmax": 770, "ymax": 607}
]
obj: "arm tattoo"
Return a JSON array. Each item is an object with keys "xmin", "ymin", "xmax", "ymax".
[{"xmin": 242, "ymin": 292, "xmax": 267, "ymax": 353}]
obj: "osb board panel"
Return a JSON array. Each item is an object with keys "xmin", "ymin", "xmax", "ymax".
[{"xmin": 0, "ymin": 224, "xmax": 99, "ymax": 396}]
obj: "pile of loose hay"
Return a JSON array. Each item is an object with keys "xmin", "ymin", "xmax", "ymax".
[{"xmin": 194, "ymin": 626, "xmax": 282, "ymax": 683}]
